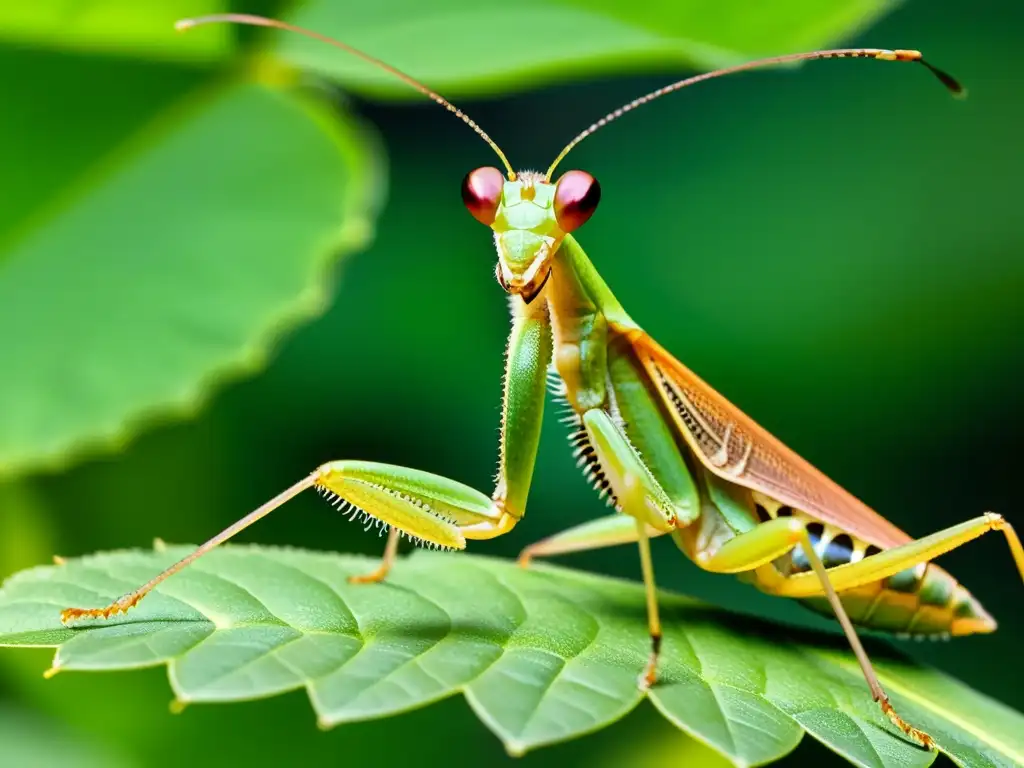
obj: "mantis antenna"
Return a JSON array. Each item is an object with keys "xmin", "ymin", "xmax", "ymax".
[
  {"xmin": 545, "ymin": 49, "xmax": 964, "ymax": 179},
  {"xmin": 175, "ymin": 13, "xmax": 517, "ymax": 179}
]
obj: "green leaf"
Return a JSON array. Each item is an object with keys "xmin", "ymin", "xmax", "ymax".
[
  {"xmin": 2, "ymin": 547, "xmax": 1020, "ymax": 767},
  {"xmin": 0, "ymin": 53, "xmax": 384, "ymax": 478},
  {"xmin": 0, "ymin": 1, "xmax": 231, "ymax": 62},
  {"xmin": 271, "ymin": 0, "xmax": 901, "ymax": 96}
]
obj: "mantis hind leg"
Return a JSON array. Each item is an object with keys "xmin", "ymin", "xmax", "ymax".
[
  {"xmin": 765, "ymin": 512, "xmax": 1023, "ymax": 600},
  {"xmin": 689, "ymin": 517, "xmax": 937, "ymax": 748}
]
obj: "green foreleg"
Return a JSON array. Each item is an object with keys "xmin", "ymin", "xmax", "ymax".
[
  {"xmin": 342, "ymin": 297, "xmax": 551, "ymax": 583},
  {"xmin": 581, "ymin": 409, "xmax": 677, "ymax": 531},
  {"xmin": 63, "ymin": 302, "xmax": 554, "ymax": 620},
  {"xmin": 490, "ymin": 298, "xmax": 553, "ymax": 524},
  {"xmin": 63, "ymin": 463, "xmax": 502, "ymax": 623}
]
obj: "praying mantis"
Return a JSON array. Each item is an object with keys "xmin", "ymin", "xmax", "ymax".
[{"xmin": 60, "ymin": 13, "xmax": 1024, "ymax": 750}]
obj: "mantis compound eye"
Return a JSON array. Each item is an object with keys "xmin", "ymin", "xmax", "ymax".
[
  {"xmin": 461, "ymin": 166, "xmax": 504, "ymax": 225},
  {"xmin": 553, "ymin": 170, "xmax": 601, "ymax": 232}
]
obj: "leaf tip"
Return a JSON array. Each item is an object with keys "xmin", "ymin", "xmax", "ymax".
[
  {"xmin": 153, "ymin": 538, "xmax": 168, "ymax": 553},
  {"xmin": 52, "ymin": 555, "xmax": 66, "ymax": 566},
  {"xmin": 169, "ymin": 699, "xmax": 188, "ymax": 715},
  {"xmin": 42, "ymin": 664, "xmax": 61, "ymax": 680}
]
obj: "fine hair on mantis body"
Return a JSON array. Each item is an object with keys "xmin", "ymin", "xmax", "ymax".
[{"xmin": 61, "ymin": 14, "xmax": 1024, "ymax": 751}]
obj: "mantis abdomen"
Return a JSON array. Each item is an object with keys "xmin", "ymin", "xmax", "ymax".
[{"xmin": 746, "ymin": 494, "xmax": 995, "ymax": 637}]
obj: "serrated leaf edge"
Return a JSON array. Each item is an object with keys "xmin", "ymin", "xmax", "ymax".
[{"xmin": 1, "ymin": 548, "xmax": 1020, "ymax": 768}]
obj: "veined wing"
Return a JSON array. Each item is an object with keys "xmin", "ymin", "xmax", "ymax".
[{"xmin": 623, "ymin": 327, "xmax": 911, "ymax": 549}]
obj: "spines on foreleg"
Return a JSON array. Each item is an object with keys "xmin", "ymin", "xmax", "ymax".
[
  {"xmin": 314, "ymin": 484, "xmax": 458, "ymax": 552},
  {"xmin": 548, "ymin": 363, "xmax": 621, "ymax": 509}
]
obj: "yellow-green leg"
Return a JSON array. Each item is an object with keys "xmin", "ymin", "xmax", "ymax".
[
  {"xmin": 62, "ymin": 462, "xmax": 509, "ymax": 624},
  {"xmin": 516, "ymin": 512, "xmax": 672, "ymax": 687},
  {"xmin": 765, "ymin": 512, "xmax": 1024, "ymax": 598},
  {"xmin": 634, "ymin": 518, "xmax": 663, "ymax": 689},
  {"xmin": 350, "ymin": 297, "xmax": 553, "ymax": 583},
  {"xmin": 689, "ymin": 517, "xmax": 937, "ymax": 748},
  {"xmin": 517, "ymin": 513, "xmax": 666, "ymax": 566},
  {"xmin": 517, "ymin": 403, "xmax": 697, "ymax": 689},
  {"xmin": 62, "ymin": 301, "xmax": 553, "ymax": 623},
  {"xmin": 567, "ymin": 408, "xmax": 688, "ymax": 688},
  {"xmin": 348, "ymin": 527, "xmax": 401, "ymax": 584}
]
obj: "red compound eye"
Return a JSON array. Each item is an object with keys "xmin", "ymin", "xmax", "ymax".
[
  {"xmin": 553, "ymin": 170, "xmax": 601, "ymax": 232},
  {"xmin": 461, "ymin": 166, "xmax": 504, "ymax": 225}
]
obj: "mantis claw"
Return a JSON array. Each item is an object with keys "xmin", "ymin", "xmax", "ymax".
[
  {"xmin": 638, "ymin": 630, "xmax": 662, "ymax": 691},
  {"xmin": 636, "ymin": 662, "xmax": 657, "ymax": 691},
  {"xmin": 347, "ymin": 568, "xmax": 390, "ymax": 585},
  {"xmin": 880, "ymin": 698, "xmax": 935, "ymax": 749},
  {"xmin": 61, "ymin": 594, "xmax": 140, "ymax": 625},
  {"xmin": 347, "ymin": 528, "xmax": 400, "ymax": 584}
]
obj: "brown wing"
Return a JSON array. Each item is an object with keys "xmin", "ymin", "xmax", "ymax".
[{"xmin": 623, "ymin": 327, "xmax": 911, "ymax": 549}]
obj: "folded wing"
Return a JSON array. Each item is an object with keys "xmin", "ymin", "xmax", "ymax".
[{"xmin": 625, "ymin": 328, "xmax": 911, "ymax": 549}]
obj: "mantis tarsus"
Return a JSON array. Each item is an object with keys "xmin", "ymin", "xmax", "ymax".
[{"xmin": 61, "ymin": 14, "xmax": 1024, "ymax": 750}]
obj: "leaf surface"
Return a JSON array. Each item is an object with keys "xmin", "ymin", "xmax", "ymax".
[
  {"xmin": 0, "ymin": 1, "xmax": 231, "ymax": 61},
  {"xmin": 1, "ymin": 547, "xmax": 1020, "ymax": 767},
  {"xmin": 272, "ymin": 0, "xmax": 902, "ymax": 96},
  {"xmin": 0, "ymin": 52, "xmax": 383, "ymax": 477}
]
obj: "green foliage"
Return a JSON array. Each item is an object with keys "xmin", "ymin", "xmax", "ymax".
[
  {"xmin": 2, "ymin": 547, "xmax": 1021, "ymax": 768},
  {"xmin": 0, "ymin": 43, "xmax": 383, "ymax": 479},
  {"xmin": 0, "ymin": 1, "xmax": 232, "ymax": 61},
  {"xmin": 0, "ymin": 0, "xmax": 899, "ymax": 480},
  {"xmin": 275, "ymin": 0, "xmax": 901, "ymax": 95},
  {"xmin": 2, "ymin": 1, "xmax": 1021, "ymax": 767}
]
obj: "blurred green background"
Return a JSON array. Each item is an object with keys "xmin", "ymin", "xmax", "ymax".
[{"xmin": 1, "ymin": 0, "xmax": 1021, "ymax": 766}]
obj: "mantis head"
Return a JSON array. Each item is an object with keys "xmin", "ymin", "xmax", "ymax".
[
  {"xmin": 174, "ymin": 16, "xmax": 964, "ymax": 304},
  {"xmin": 462, "ymin": 167, "xmax": 601, "ymax": 303}
]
